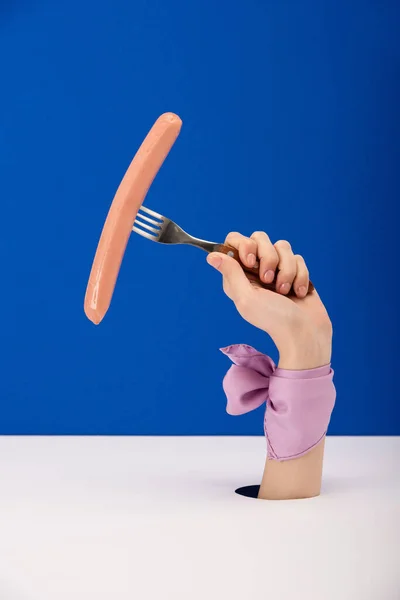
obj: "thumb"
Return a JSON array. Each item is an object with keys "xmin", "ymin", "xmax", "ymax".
[{"xmin": 207, "ymin": 252, "xmax": 251, "ymax": 300}]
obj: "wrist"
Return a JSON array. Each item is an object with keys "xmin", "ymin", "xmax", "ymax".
[{"xmin": 277, "ymin": 330, "xmax": 332, "ymax": 370}]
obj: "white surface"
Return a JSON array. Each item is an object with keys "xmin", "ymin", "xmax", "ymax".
[{"xmin": 0, "ymin": 436, "xmax": 399, "ymax": 600}]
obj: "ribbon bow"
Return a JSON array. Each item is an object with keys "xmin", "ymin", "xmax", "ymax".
[
  {"xmin": 220, "ymin": 344, "xmax": 276, "ymax": 416},
  {"xmin": 221, "ymin": 344, "xmax": 335, "ymax": 461}
]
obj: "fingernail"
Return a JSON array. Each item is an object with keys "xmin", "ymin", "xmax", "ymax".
[
  {"xmin": 207, "ymin": 254, "xmax": 222, "ymax": 269},
  {"xmin": 298, "ymin": 285, "xmax": 307, "ymax": 297},
  {"xmin": 264, "ymin": 270, "xmax": 275, "ymax": 283},
  {"xmin": 247, "ymin": 253, "xmax": 256, "ymax": 267},
  {"xmin": 279, "ymin": 282, "xmax": 290, "ymax": 294}
]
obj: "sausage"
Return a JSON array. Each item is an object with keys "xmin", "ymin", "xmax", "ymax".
[{"xmin": 84, "ymin": 112, "xmax": 182, "ymax": 324}]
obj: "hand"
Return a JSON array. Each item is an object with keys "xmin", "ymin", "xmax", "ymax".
[{"xmin": 207, "ymin": 231, "xmax": 332, "ymax": 370}]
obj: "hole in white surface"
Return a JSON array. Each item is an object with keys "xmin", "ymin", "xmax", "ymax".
[{"xmin": 235, "ymin": 485, "xmax": 260, "ymax": 498}]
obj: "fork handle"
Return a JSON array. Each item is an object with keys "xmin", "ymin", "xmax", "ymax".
[{"xmin": 214, "ymin": 244, "xmax": 315, "ymax": 297}]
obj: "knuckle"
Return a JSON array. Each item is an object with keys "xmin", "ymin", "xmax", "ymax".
[
  {"xmin": 240, "ymin": 237, "xmax": 255, "ymax": 248},
  {"xmin": 275, "ymin": 239, "xmax": 292, "ymax": 251},
  {"xmin": 227, "ymin": 231, "xmax": 240, "ymax": 239},
  {"xmin": 251, "ymin": 230, "xmax": 268, "ymax": 240},
  {"xmin": 225, "ymin": 231, "xmax": 240, "ymax": 244}
]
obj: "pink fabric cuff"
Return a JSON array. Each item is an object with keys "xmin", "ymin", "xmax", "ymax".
[{"xmin": 221, "ymin": 344, "xmax": 336, "ymax": 461}]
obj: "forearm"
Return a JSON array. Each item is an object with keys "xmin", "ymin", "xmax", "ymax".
[
  {"xmin": 258, "ymin": 336, "xmax": 332, "ymax": 501},
  {"xmin": 258, "ymin": 438, "xmax": 325, "ymax": 500}
]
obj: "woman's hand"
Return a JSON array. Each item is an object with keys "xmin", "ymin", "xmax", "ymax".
[{"xmin": 207, "ymin": 231, "xmax": 332, "ymax": 370}]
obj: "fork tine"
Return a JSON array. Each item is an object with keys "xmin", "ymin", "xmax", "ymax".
[
  {"xmin": 136, "ymin": 212, "xmax": 161, "ymax": 227},
  {"xmin": 140, "ymin": 205, "xmax": 164, "ymax": 221},
  {"xmin": 132, "ymin": 225, "xmax": 159, "ymax": 241},
  {"xmin": 134, "ymin": 219, "xmax": 160, "ymax": 234}
]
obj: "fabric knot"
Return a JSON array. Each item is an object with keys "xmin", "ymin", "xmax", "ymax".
[{"xmin": 220, "ymin": 344, "xmax": 276, "ymax": 415}]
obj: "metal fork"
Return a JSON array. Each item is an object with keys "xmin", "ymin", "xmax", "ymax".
[{"xmin": 132, "ymin": 206, "xmax": 314, "ymax": 296}]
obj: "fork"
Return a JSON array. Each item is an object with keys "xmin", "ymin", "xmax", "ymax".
[{"xmin": 132, "ymin": 206, "xmax": 314, "ymax": 296}]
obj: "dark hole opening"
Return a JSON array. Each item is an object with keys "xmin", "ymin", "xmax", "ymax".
[{"xmin": 235, "ymin": 485, "xmax": 260, "ymax": 498}]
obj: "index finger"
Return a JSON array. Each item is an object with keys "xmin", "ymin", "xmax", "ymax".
[{"xmin": 225, "ymin": 231, "xmax": 258, "ymax": 268}]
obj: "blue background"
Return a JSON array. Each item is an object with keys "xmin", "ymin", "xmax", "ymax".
[{"xmin": 0, "ymin": 0, "xmax": 398, "ymax": 435}]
